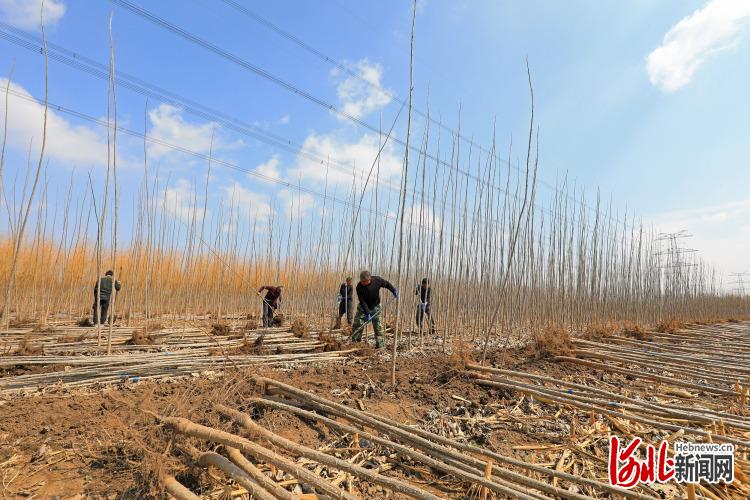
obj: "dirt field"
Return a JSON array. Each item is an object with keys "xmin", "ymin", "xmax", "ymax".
[
  {"xmin": 0, "ymin": 351, "xmax": 475, "ymax": 497},
  {"xmin": 2, "ymin": 321, "xmax": 749, "ymax": 499}
]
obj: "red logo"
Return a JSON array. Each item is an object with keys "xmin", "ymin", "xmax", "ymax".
[{"xmin": 609, "ymin": 436, "xmax": 675, "ymax": 488}]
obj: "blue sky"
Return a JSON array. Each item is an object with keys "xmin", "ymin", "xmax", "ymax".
[{"xmin": 1, "ymin": 0, "xmax": 749, "ymax": 282}]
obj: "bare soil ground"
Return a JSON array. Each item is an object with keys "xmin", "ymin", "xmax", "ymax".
[
  {"xmin": 0, "ymin": 353, "xmax": 465, "ymax": 497},
  {"xmin": 0, "ymin": 346, "xmax": 552, "ymax": 498},
  {"xmin": 1, "ymin": 320, "xmax": 749, "ymax": 498}
]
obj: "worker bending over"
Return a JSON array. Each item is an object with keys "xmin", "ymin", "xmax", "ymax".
[
  {"xmin": 258, "ymin": 285, "xmax": 283, "ymax": 327},
  {"xmin": 352, "ymin": 270, "xmax": 397, "ymax": 349}
]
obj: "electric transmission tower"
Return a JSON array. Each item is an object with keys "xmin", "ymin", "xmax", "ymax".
[
  {"xmin": 729, "ymin": 271, "xmax": 750, "ymax": 296},
  {"xmin": 656, "ymin": 230, "xmax": 698, "ymax": 315}
]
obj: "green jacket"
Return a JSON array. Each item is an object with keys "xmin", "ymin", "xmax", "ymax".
[{"xmin": 94, "ymin": 276, "xmax": 121, "ymax": 297}]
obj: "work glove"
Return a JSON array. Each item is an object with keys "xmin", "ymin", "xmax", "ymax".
[
  {"xmin": 337, "ymin": 295, "xmax": 343, "ymax": 302},
  {"xmin": 392, "ymin": 288, "xmax": 399, "ymax": 299},
  {"xmin": 365, "ymin": 313, "xmax": 373, "ymax": 322}
]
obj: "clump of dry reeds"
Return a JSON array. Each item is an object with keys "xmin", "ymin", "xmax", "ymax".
[
  {"xmin": 290, "ymin": 319, "xmax": 309, "ymax": 338},
  {"xmin": 127, "ymin": 329, "xmax": 155, "ymax": 346},
  {"xmin": 210, "ymin": 322, "xmax": 231, "ymax": 336},
  {"xmin": 582, "ymin": 322, "xmax": 616, "ymax": 341},
  {"xmin": 272, "ymin": 314, "xmax": 285, "ymax": 327},
  {"xmin": 126, "ymin": 320, "xmax": 163, "ymax": 345},
  {"xmin": 14, "ymin": 338, "xmax": 44, "ymax": 356},
  {"xmin": 77, "ymin": 317, "xmax": 94, "ymax": 327},
  {"xmin": 32, "ymin": 324, "xmax": 57, "ymax": 333},
  {"xmin": 655, "ymin": 319, "xmax": 684, "ymax": 334},
  {"xmin": 8, "ymin": 318, "xmax": 34, "ymax": 328},
  {"xmin": 621, "ymin": 321, "xmax": 652, "ymax": 341},
  {"xmin": 57, "ymin": 332, "xmax": 87, "ymax": 343},
  {"xmin": 212, "ymin": 336, "xmax": 264, "ymax": 356},
  {"xmin": 531, "ymin": 327, "xmax": 574, "ymax": 359},
  {"xmin": 318, "ymin": 331, "xmax": 342, "ymax": 352},
  {"xmin": 448, "ymin": 339, "xmax": 474, "ymax": 369}
]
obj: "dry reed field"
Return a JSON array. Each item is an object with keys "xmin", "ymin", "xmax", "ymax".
[{"xmin": 1, "ymin": 2, "xmax": 750, "ymax": 499}]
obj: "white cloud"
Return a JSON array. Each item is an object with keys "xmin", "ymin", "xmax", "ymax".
[
  {"xmin": 652, "ymin": 197, "xmax": 750, "ymax": 228},
  {"xmin": 288, "ymin": 132, "xmax": 402, "ymax": 187},
  {"xmin": 0, "ymin": 0, "xmax": 65, "ymax": 29},
  {"xmin": 224, "ymin": 181, "xmax": 271, "ymax": 220},
  {"xmin": 278, "ymin": 114, "xmax": 290, "ymax": 125},
  {"xmin": 254, "ymin": 154, "xmax": 282, "ymax": 182},
  {"xmin": 148, "ymin": 104, "xmax": 244, "ymax": 160},
  {"xmin": 406, "ymin": 203, "xmax": 441, "ymax": 232},
  {"xmin": 163, "ymin": 179, "xmax": 196, "ymax": 221},
  {"xmin": 279, "ymin": 188, "xmax": 315, "ymax": 219},
  {"xmin": 646, "ymin": 0, "xmax": 750, "ymax": 92},
  {"xmin": 0, "ymin": 77, "xmax": 112, "ymax": 167},
  {"xmin": 333, "ymin": 59, "xmax": 392, "ymax": 119}
]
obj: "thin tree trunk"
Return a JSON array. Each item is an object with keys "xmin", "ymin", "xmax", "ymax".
[
  {"xmin": 1, "ymin": 11, "xmax": 48, "ymax": 328},
  {"xmin": 391, "ymin": 0, "xmax": 417, "ymax": 385}
]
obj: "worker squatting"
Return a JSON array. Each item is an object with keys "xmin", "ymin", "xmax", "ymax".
[{"xmin": 91, "ymin": 269, "xmax": 435, "ymax": 349}]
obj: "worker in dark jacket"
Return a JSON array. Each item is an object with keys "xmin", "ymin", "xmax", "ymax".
[
  {"xmin": 92, "ymin": 270, "xmax": 121, "ymax": 325},
  {"xmin": 415, "ymin": 277, "xmax": 436, "ymax": 334},
  {"xmin": 352, "ymin": 270, "xmax": 397, "ymax": 348},
  {"xmin": 258, "ymin": 285, "xmax": 283, "ymax": 327},
  {"xmin": 335, "ymin": 277, "xmax": 354, "ymax": 328}
]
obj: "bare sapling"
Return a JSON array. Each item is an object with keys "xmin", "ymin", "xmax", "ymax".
[{"xmin": 1, "ymin": 8, "xmax": 49, "ymax": 329}]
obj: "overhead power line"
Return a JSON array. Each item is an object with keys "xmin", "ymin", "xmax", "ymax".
[
  {"xmin": 216, "ymin": 0, "xmax": 586, "ymax": 211},
  {"xmin": 0, "ymin": 15, "xmax": 638, "ymax": 242},
  {"xmin": 0, "ymin": 21, "xmax": 580, "ymax": 229},
  {"xmin": 108, "ymin": 0, "xmax": 633, "ymax": 230},
  {"xmin": 3, "ymin": 85, "xmax": 643, "ymax": 253},
  {"xmin": 0, "ymin": 23, "xmax": 406, "ymax": 192},
  {"xmin": 1, "ymin": 86, "xmax": 449, "ymax": 235}
]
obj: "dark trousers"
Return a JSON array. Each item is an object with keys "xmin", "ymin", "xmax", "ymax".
[
  {"xmin": 416, "ymin": 303, "xmax": 435, "ymax": 333},
  {"xmin": 93, "ymin": 296, "xmax": 111, "ymax": 324},
  {"xmin": 337, "ymin": 299, "xmax": 353, "ymax": 325},
  {"xmin": 262, "ymin": 302, "xmax": 276, "ymax": 327}
]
